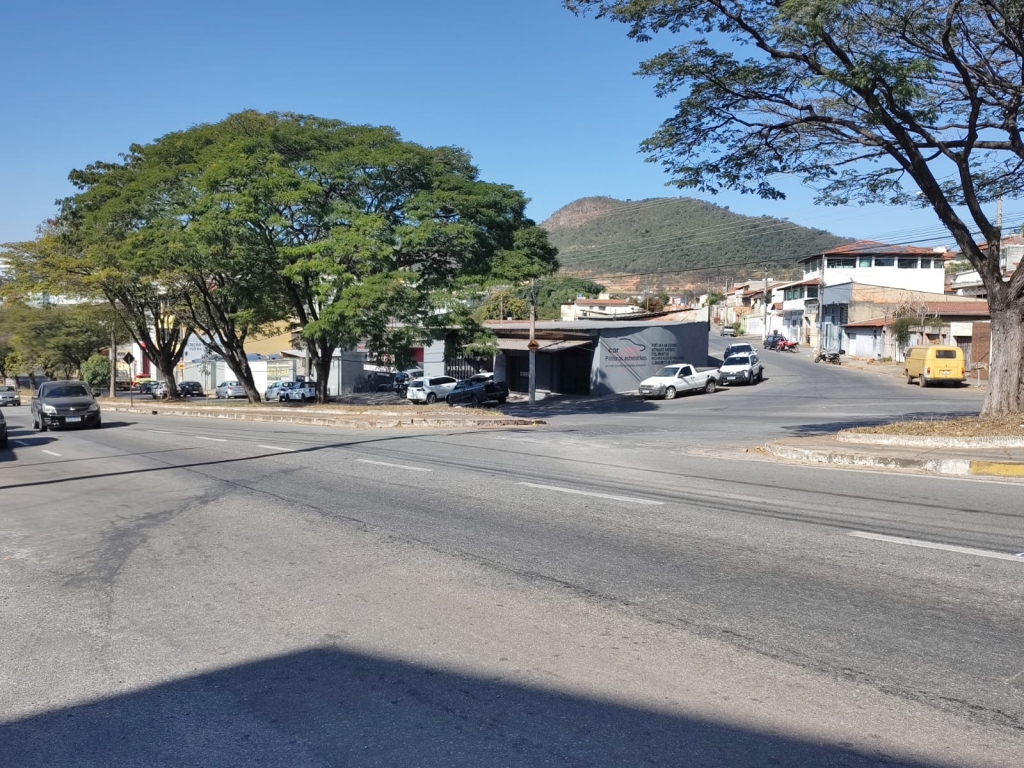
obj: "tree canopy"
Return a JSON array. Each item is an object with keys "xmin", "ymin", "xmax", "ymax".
[{"xmin": 568, "ymin": 0, "xmax": 1024, "ymax": 413}]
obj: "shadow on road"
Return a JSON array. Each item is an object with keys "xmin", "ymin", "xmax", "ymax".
[
  {"xmin": 501, "ymin": 394, "xmax": 660, "ymax": 418},
  {"xmin": 783, "ymin": 411, "xmax": 981, "ymax": 437},
  {"xmin": 0, "ymin": 646, "xmax": 942, "ymax": 768}
]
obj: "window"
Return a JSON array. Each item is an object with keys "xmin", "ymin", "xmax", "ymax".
[
  {"xmin": 858, "ymin": 257, "xmax": 872, "ymax": 268},
  {"xmin": 805, "ymin": 285, "xmax": 819, "ymax": 299},
  {"xmin": 827, "ymin": 257, "xmax": 855, "ymax": 268},
  {"xmin": 784, "ymin": 287, "xmax": 803, "ymax": 301},
  {"xmin": 933, "ymin": 259, "xmax": 944, "ymax": 268},
  {"xmin": 874, "ymin": 257, "xmax": 894, "ymax": 267},
  {"xmin": 935, "ymin": 350, "xmax": 958, "ymax": 359},
  {"xmin": 898, "ymin": 258, "xmax": 918, "ymax": 269},
  {"xmin": 919, "ymin": 258, "xmax": 932, "ymax": 268}
]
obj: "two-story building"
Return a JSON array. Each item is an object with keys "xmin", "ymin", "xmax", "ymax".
[
  {"xmin": 560, "ymin": 297, "xmax": 643, "ymax": 321},
  {"xmin": 794, "ymin": 241, "xmax": 952, "ymax": 350}
]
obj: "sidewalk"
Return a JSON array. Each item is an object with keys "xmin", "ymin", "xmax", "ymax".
[
  {"xmin": 828, "ymin": 355, "xmax": 989, "ymax": 390},
  {"xmin": 763, "ymin": 434, "xmax": 1024, "ymax": 477}
]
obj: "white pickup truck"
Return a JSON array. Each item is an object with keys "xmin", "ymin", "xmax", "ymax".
[{"xmin": 638, "ymin": 363, "xmax": 720, "ymax": 399}]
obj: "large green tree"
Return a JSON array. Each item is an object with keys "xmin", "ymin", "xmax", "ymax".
[
  {"xmin": 179, "ymin": 112, "xmax": 558, "ymax": 402},
  {"xmin": 569, "ymin": 0, "xmax": 1024, "ymax": 413}
]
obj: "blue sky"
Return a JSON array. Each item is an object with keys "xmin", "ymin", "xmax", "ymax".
[{"xmin": 0, "ymin": 0, "xmax": 1006, "ymax": 248}]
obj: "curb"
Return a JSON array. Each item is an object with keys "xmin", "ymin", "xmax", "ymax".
[
  {"xmin": 838, "ymin": 432, "xmax": 1024, "ymax": 449},
  {"xmin": 762, "ymin": 442, "xmax": 972, "ymax": 476},
  {"xmin": 109, "ymin": 406, "xmax": 544, "ymax": 430}
]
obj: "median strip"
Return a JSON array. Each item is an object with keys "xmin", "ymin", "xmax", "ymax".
[
  {"xmin": 848, "ymin": 531, "xmax": 1024, "ymax": 563},
  {"xmin": 518, "ymin": 482, "xmax": 665, "ymax": 506}
]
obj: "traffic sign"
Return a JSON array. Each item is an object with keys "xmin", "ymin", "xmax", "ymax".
[
  {"xmin": 527, "ymin": 339, "xmax": 540, "ymax": 352},
  {"xmin": 122, "ymin": 352, "xmax": 135, "ymax": 365}
]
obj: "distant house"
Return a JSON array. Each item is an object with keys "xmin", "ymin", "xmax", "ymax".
[
  {"xmin": 948, "ymin": 234, "xmax": 1022, "ymax": 298},
  {"xmin": 560, "ymin": 298, "xmax": 642, "ymax": 321}
]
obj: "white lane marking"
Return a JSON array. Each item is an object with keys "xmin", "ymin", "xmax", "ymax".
[
  {"xmin": 257, "ymin": 445, "xmax": 294, "ymax": 452},
  {"xmin": 357, "ymin": 458, "xmax": 432, "ymax": 472},
  {"xmin": 41, "ymin": 449, "xmax": 62, "ymax": 457},
  {"xmin": 194, "ymin": 436, "xmax": 228, "ymax": 442},
  {"xmin": 849, "ymin": 531, "xmax": 1024, "ymax": 563},
  {"xmin": 13, "ymin": 440, "xmax": 27, "ymax": 446},
  {"xmin": 518, "ymin": 482, "xmax": 665, "ymax": 506},
  {"xmin": 147, "ymin": 429, "xmax": 174, "ymax": 434}
]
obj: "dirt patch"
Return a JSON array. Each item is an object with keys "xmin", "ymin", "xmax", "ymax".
[{"xmin": 847, "ymin": 414, "xmax": 1024, "ymax": 437}]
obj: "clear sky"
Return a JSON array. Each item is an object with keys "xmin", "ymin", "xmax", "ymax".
[{"xmin": 0, "ymin": 0, "xmax": 1010, "ymax": 249}]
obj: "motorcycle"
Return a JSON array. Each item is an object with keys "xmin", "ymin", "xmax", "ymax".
[
  {"xmin": 777, "ymin": 339, "xmax": 799, "ymax": 353},
  {"xmin": 814, "ymin": 348, "xmax": 844, "ymax": 365}
]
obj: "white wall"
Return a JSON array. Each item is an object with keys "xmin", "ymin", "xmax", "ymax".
[{"xmin": 805, "ymin": 259, "xmax": 945, "ymax": 293}]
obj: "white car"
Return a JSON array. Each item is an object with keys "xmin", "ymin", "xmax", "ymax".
[
  {"xmin": 723, "ymin": 342, "xmax": 755, "ymax": 359},
  {"xmin": 719, "ymin": 352, "xmax": 765, "ymax": 386},
  {"xmin": 406, "ymin": 376, "xmax": 458, "ymax": 404}
]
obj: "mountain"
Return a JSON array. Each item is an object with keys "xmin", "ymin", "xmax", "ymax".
[{"xmin": 541, "ymin": 196, "xmax": 852, "ymax": 292}]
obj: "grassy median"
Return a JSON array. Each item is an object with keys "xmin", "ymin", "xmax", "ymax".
[{"xmin": 848, "ymin": 414, "xmax": 1024, "ymax": 437}]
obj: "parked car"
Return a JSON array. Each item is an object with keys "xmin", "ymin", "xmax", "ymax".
[
  {"xmin": 904, "ymin": 345, "xmax": 966, "ymax": 387},
  {"xmin": 764, "ymin": 332, "xmax": 786, "ymax": 350},
  {"xmin": 280, "ymin": 381, "xmax": 316, "ymax": 403},
  {"xmin": 719, "ymin": 352, "xmax": 764, "ymax": 386},
  {"xmin": 719, "ymin": 326, "xmax": 736, "ymax": 337},
  {"xmin": 0, "ymin": 384, "xmax": 21, "ymax": 407},
  {"xmin": 723, "ymin": 342, "xmax": 755, "ymax": 359},
  {"xmin": 638, "ymin": 363, "xmax": 720, "ymax": 399},
  {"xmin": 178, "ymin": 381, "xmax": 205, "ymax": 397},
  {"xmin": 446, "ymin": 374, "xmax": 509, "ymax": 407},
  {"xmin": 150, "ymin": 381, "xmax": 169, "ymax": 399},
  {"xmin": 136, "ymin": 381, "xmax": 156, "ymax": 396},
  {"xmin": 265, "ymin": 381, "xmax": 294, "ymax": 402},
  {"xmin": 31, "ymin": 380, "xmax": 102, "ymax": 431},
  {"xmin": 215, "ymin": 381, "xmax": 247, "ymax": 399},
  {"xmin": 407, "ymin": 376, "xmax": 458, "ymax": 404},
  {"xmin": 0, "ymin": 408, "xmax": 8, "ymax": 448}
]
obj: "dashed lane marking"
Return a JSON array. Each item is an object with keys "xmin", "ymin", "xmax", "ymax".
[
  {"xmin": 518, "ymin": 482, "xmax": 665, "ymax": 506},
  {"xmin": 41, "ymin": 449, "xmax": 62, "ymax": 457},
  {"xmin": 257, "ymin": 445, "xmax": 294, "ymax": 452},
  {"xmin": 194, "ymin": 436, "xmax": 228, "ymax": 442},
  {"xmin": 849, "ymin": 531, "xmax": 1024, "ymax": 563},
  {"xmin": 357, "ymin": 458, "xmax": 432, "ymax": 472}
]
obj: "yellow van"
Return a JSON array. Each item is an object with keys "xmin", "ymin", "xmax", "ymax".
[{"xmin": 904, "ymin": 345, "xmax": 965, "ymax": 387}]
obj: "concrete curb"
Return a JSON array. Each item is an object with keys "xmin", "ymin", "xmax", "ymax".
[
  {"xmin": 838, "ymin": 431, "xmax": 1024, "ymax": 449},
  {"xmin": 109, "ymin": 405, "xmax": 544, "ymax": 430},
  {"xmin": 763, "ymin": 441, "xmax": 1024, "ymax": 478},
  {"xmin": 762, "ymin": 442, "xmax": 973, "ymax": 476}
]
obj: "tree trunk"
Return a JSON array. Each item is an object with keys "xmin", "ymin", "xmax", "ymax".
[
  {"xmin": 305, "ymin": 338, "xmax": 336, "ymax": 404},
  {"xmin": 221, "ymin": 349, "xmax": 262, "ymax": 403},
  {"xmin": 982, "ymin": 300, "xmax": 1024, "ymax": 415},
  {"xmin": 152, "ymin": 355, "xmax": 180, "ymax": 400}
]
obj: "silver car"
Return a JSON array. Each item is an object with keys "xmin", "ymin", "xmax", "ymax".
[
  {"xmin": 0, "ymin": 385, "xmax": 21, "ymax": 407},
  {"xmin": 215, "ymin": 381, "xmax": 247, "ymax": 399}
]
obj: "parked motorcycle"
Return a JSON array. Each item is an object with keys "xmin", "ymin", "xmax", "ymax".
[
  {"xmin": 814, "ymin": 349, "xmax": 844, "ymax": 365},
  {"xmin": 777, "ymin": 339, "xmax": 799, "ymax": 353}
]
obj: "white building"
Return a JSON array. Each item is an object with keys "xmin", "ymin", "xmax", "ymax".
[
  {"xmin": 798, "ymin": 240, "xmax": 948, "ymax": 292},
  {"xmin": 560, "ymin": 298, "xmax": 642, "ymax": 321}
]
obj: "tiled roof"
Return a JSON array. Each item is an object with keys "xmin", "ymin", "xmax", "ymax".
[
  {"xmin": 825, "ymin": 240, "xmax": 938, "ymax": 256},
  {"xmin": 844, "ymin": 317, "xmax": 893, "ymax": 328},
  {"xmin": 920, "ymin": 301, "xmax": 990, "ymax": 316}
]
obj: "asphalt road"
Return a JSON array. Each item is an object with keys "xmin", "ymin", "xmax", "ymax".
[{"xmin": 1, "ymin": 336, "xmax": 1021, "ymax": 767}]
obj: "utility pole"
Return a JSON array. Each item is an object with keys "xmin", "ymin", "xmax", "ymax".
[
  {"xmin": 108, "ymin": 324, "xmax": 116, "ymax": 399},
  {"xmin": 762, "ymin": 264, "xmax": 769, "ymax": 340},
  {"xmin": 528, "ymin": 278, "xmax": 538, "ymax": 406}
]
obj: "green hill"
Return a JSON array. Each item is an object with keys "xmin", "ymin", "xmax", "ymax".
[{"xmin": 541, "ymin": 196, "xmax": 851, "ymax": 289}]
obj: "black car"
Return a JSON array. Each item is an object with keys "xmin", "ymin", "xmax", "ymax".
[
  {"xmin": 178, "ymin": 381, "xmax": 205, "ymax": 397},
  {"xmin": 764, "ymin": 333, "xmax": 786, "ymax": 350},
  {"xmin": 0, "ymin": 408, "xmax": 8, "ymax": 448},
  {"xmin": 31, "ymin": 380, "xmax": 102, "ymax": 431},
  {"xmin": 136, "ymin": 381, "xmax": 155, "ymax": 396},
  {"xmin": 446, "ymin": 374, "xmax": 509, "ymax": 407}
]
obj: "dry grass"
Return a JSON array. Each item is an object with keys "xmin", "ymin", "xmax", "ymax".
[{"xmin": 848, "ymin": 414, "xmax": 1024, "ymax": 437}]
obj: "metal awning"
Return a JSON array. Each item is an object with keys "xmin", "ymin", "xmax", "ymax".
[{"xmin": 496, "ymin": 339, "xmax": 592, "ymax": 353}]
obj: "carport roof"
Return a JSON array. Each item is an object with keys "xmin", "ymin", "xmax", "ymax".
[{"xmin": 496, "ymin": 339, "xmax": 592, "ymax": 352}]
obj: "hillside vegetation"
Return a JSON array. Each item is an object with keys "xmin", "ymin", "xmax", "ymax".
[{"xmin": 542, "ymin": 196, "xmax": 851, "ymax": 290}]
